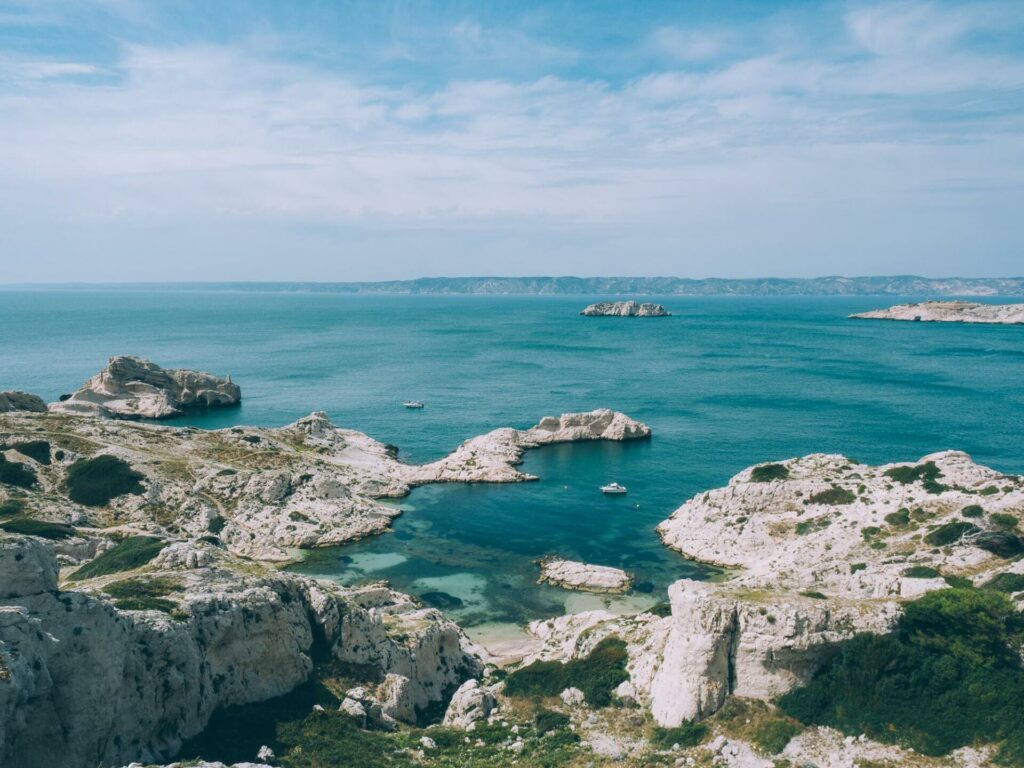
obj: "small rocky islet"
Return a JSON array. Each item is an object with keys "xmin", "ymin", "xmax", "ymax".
[
  {"xmin": 851, "ymin": 300, "xmax": 1024, "ymax": 324},
  {"xmin": 2, "ymin": 357, "xmax": 1023, "ymax": 767},
  {"xmin": 580, "ymin": 300, "xmax": 670, "ymax": 317}
]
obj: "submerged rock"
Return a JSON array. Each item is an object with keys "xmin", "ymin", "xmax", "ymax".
[
  {"xmin": 580, "ymin": 301, "xmax": 670, "ymax": 317},
  {"xmin": 538, "ymin": 558, "xmax": 633, "ymax": 593},
  {"xmin": 0, "ymin": 391, "xmax": 47, "ymax": 413},
  {"xmin": 49, "ymin": 355, "xmax": 241, "ymax": 419},
  {"xmin": 851, "ymin": 300, "xmax": 1024, "ymax": 324}
]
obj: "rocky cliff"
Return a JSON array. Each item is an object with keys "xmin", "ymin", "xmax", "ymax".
[{"xmin": 49, "ymin": 356, "xmax": 242, "ymax": 419}]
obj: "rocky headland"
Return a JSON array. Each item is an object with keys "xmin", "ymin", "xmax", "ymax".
[
  {"xmin": 50, "ymin": 356, "xmax": 242, "ymax": 419},
  {"xmin": 851, "ymin": 300, "xmax": 1024, "ymax": 324},
  {"xmin": 537, "ymin": 558, "xmax": 633, "ymax": 593},
  {"xmin": 580, "ymin": 301, "xmax": 670, "ymax": 317}
]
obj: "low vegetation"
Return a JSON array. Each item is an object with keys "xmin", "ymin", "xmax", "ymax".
[
  {"xmin": 711, "ymin": 698, "xmax": 803, "ymax": 756},
  {"xmin": 66, "ymin": 455, "xmax": 145, "ymax": 506},
  {"xmin": 902, "ymin": 565, "xmax": 941, "ymax": 579},
  {"xmin": 1, "ymin": 440, "xmax": 51, "ymax": 465},
  {"xmin": 923, "ymin": 521, "xmax": 979, "ymax": 546},
  {"xmin": 806, "ymin": 486, "xmax": 855, "ymax": 506},
  {"xmin": 0, "ymin": 517, "xmax": 75, "ymax": 539},
  {"xmin": 0, "ymin": 455, "xmax": 37, "ymax": 489},
  {"xmin": 504, "ymin": 637, "xmax": 629, "ymax": 706},
  {"xmin": 67, "ymin": 536, "xmax": 168, "ymax": 580},
  {"xmin": 751, "ymin": 463, "xmax": 789, "ymax": 483},
  {"xmin": 884, "ymin": 461, "xmax": 946, "ymax": 494},
  {"xmin": 779, "ymin": 588, "xmax": 1024, "ymax": 762},
  {"xmin": 650, "ymin": 721, "xmax": 708, "ymax": 749}
]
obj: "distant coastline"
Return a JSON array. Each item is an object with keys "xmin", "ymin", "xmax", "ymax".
[{"xmin": 4, "ymin": 275, "xmax": 1024, "ymax": 296}]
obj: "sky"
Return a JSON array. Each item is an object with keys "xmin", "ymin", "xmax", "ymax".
[{"xmin": 0, "ymin": 0, "xmax": 1022, "ymax": 282}]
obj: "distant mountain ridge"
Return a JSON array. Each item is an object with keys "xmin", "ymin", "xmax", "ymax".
[{"xmin": 10, "ymin": 276, "xmax": 1024, "ymax": 296}]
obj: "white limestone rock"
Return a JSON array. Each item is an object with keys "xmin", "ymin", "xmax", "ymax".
[
  {"xmin": 442, "ymin": 678, "xmax": 497, "ymax": 729},
  {"xmin": 851, "ymin": 300, "xmax": 1024, "ymax": 324},
  {"xmin": 0, "ymin": 391, "xmax": 46, "ymax": 413},
  {"xmin": 581, "ymin": 301, "xmax": 671, "ymax": 317},
  {"xmin": 538, "ymin": 558, "xmax": 633, "ymax": 593},
  {"xmin": 560, "ymin": 686, "xmax": 586, "ymax": 706},
  {"xmin": 50, "ymin": 356, "xmax": 241, "ymax": 419}
]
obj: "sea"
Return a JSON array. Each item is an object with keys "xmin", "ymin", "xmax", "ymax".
[{"xmin": 3, "ymin": 289, "xmax": 1022, "ymax": 647}]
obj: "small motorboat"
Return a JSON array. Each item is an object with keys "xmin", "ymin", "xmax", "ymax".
[
  {"xmin": 600, "ymin": 482, "xmax": 628, "ymax": 495},
  {"xmin": 403, "ymin": 401, "xmax": 425, "ymax": 409}
]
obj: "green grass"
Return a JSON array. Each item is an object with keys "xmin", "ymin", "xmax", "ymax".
[
  {"xmin": 884, "ymin": 461, "xmax": 946, "ymax": 494},
  {"xmin": 504, "ymin": 637, "xmax": 629, "ymax": 707},
  {"xmin": 903, "ymin": 566, "xmax": 941, "ymax": 579},
  {"xmin": 66, "ymin": 455, "xmax": 145, "ymax": 506},
  {"xmin": 1, "ymin": 441, "xmax": 51, "ymax": 465},
  {"xmin": 751, "ymin": 463, "xmax": 789, "ymax": 483},
  {"xmin": 650, "ymin": 721, "xmax": 708, "ymax": 749},
  {"xmin": 0, "ymin": 517, "xmax": 75, "ymax": 539},
  {"xmin": 779, "ymin": 588, "xmax": 1024, "ymax": 762},
  {"xmin": 104, "ymin": 576, "xmax": 183, "ymax": 599},
  {"xmin": 67, "ymin": 536, "xmax": 167, "ymax": 580},
  {"xmin": 0, "ymin": 456, "xmax": 36, "ymax": 489},
  {"xmin": 923, "ymin": 521, "xmax": 980, "ymax": 546},
  {"xmin": 807, "ymin": 486, "xmax": 855, "ymax": 506}
]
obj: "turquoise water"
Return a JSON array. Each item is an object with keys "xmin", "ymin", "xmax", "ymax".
[{"xmin": 2, "ymin": 290, "xmax": 1023, "ymax": 632}]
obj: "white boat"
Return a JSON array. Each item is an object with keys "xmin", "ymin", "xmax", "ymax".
[
  {"xmin": 403, "ymin": 401, "xmax": 425, "ymax": 409},
  {"xmin": 600, "ymin": 482, "xmax": 628, "ymax": 494}
]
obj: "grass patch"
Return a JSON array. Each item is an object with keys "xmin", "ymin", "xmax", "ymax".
[
  {"xmin": 903, "ymin": 566, "xmax": 941, "ymax": 579},
  {"xmin": 0, "ymin": 517, "xmax": 75, "ymax": 539},
  {"xmin": 0, "ymin": 455, "xmax": 36, "ymax": 489},
  {"xmin": 66, "ymin": 455, "xmax": 144, "ymax": 506},
  {"xmin": 779, "ymin": 588, "xmax": 1024, "ymax": 762},
  {"xmin": 67, "ymin": 536, "xmax": 167, "ymax": 580},
  {"xmin": 504, "ymin": 637, "xmax": 629, "ymax": 707},
  {"xmin": 650, "ymin": 721, "xmax": 708, "ymax": 749},
  {"xmin": 923, "ymin": 521, "xmax": 980, "ymax": 547},
  {"xmin": 807, "ymin": 486, "xmax": 855, "ymax": 506},
  {"xmin": 884, "ymin": 461, "xmax": 946, "ymax": 494},
  {"xmin": 104, "ymin": 576, "xmax": 183, "ymax": 599},
  {"xmin": 751, "ymin": 464, "xmax": 789, "ymax": 483}
]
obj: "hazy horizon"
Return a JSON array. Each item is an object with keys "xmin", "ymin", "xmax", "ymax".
[{"xmin": 1, "ymin": 0, "xmax": 1022, "ymax": 281}]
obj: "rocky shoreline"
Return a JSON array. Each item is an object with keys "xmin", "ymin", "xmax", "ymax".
[{"xmin": 851, "ymin": 300, "xmax": 1024, "ymax": 324}]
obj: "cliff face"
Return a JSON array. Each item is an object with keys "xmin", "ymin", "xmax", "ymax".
[
  {"xmin": 49, "ymin": 356, "xmax": 242, "ymax": 420},
  {"xmin": 0, "ymin": 535, "xmax": 481, "ymax": 768}
]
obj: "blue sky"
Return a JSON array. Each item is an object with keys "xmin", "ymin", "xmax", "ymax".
[{"xmin": 0, "ymin": 0, "xmax": 1022, "ymax": 282}]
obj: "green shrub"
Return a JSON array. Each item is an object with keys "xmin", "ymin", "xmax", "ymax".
[
  {"xmin": 962, "ymin": 505, "xmax": 985, "ymax": 518},
  {"xmin": 0, "ymin": 499, "xmax": 24, "ymax": 517},
  {"xmin": 650, "ymin": 721, "xmax": 708, "ymax": 749},
  {"xmin": 208, "ymin": 516, "xmax": 226, "ymax": 534},
  {"xmin": 924, "ymin": 522, "xmax": 980, "ymax": 546},
  {"xmin": 0, "ymin": 456, "xmax": 36, "ymax": 489},
  {"xmin": 944, "ymin": 575, "xmax": 973, "ymax": 589},
  {"xmin": 647, "ymin": 601, "xmax": 672, "ymax": 617},
  {"xmin": 980, "ymin": 486, "xmax": 1000, "ymax": 496},
  {"xmin": 903, "ymin": 566, "xmax": 941, "ymax": 579},
  {"xmin": 850, "ymin": 562, "xmax": 867, "ymax": 573},
  {"xmin": 807, "ymin": 486, "xmax": 856, "ymax": 506},
  {"xmin": 0, "ymin": 517, "xmax": 75, "ymax": 539},
  {"xmin": 983, "ymin": 573, "xmax": 1024, "ymax": 594},
  {"xmin": 751, "ymin": 464, "xmax": 789, "ymax": 483},
  {"xmin": 505, "ymin": 637, "xmax": 629, "ymax": 707},
  {"xmin": 884, "ymin": 508, "xmax": 910, "ymax": 527},
  {"xmin": 973, "ymin": 530, "xmax": 1024, "ymax": 558},
  {"xmin": 68, "ymin": 536, "xmax": 167, "ymax": 580},
  {"xmin": 795, "ymin": 517, "xmax": 830, "ymax": 535},
  {"xmin": 66, "ymin": 455, "xmax": 144, "ymax": 506},
  {"xmin": 2, "ymin": 441, "xmax": 51, "ymax": 465},
  {"xmin": 861, "ymin": 526, "xmax": 882, "ymax": 540},
  {"xmin": 779, "ymin": 589, "xmax": 1024, "ymax": 760},
  {"xmin": 885, "ymin": 462, "xmax": 946, "ymax": 493},
  {"xmin": 990, "ymin": 513, "xmax": 1019, "ymax": 530},
  {"xmin": 533, "ymin": 705, "xmax": 570, "ymax": 735},
  {"xmin": 750, "ymin": 718, "xmax": 801, "ymax": 755},
  {"xmin": 800, "ymin": 591, "xmax": 827, "ymax": 600}
]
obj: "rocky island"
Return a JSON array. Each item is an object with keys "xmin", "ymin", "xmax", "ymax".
[
  {"xmin": 537, "ymin": 558, "xmax": 633, "ymax": 593},
  {"xmin": 50, "ymin": 355, "xmax": 242, "ymax": 419},
  {"xmin": 851, "ymin": 300, "xmax": 1024, "ymax": 324},
  {"xmin": 580, "ymin": 300, "xmax": 670, "ymax": 317}
]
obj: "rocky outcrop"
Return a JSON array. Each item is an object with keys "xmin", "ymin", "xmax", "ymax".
[
  {"xmin": 442, "ymin": 678, "xmax": 498, "ymax": 728},
  {"xmin": 0, "ymin": 391, "xmax": 47, "ymax": 413},
  {"xmin": 50, "ymin": 356, "xmax": 241, "ymax": 419},
  {"xmin": 537, "ymin": 558, "xmax": 633, "ymax": 593},
  {"xmin": 580, "ymin": 301, "xmax": 670, "ymax": 317},
  {"xmin": 0, "ymin": 407, "xmax": 648, "ymax": 561},
  {"xmin": 0, "ymin": 534, "xmax": 481, "ymax": 768},
  {"xmin": 851, "ymin": 300, "xmax": 1024, "ymax": 324},
  {"xmin": 407, "ymin": 409, "xmax": 650, "ymax": 485}
]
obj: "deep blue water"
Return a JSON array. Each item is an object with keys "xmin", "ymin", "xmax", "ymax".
[{"xmin": 2, "ymin": 290, "xmax": 1022, "ymax": 635}]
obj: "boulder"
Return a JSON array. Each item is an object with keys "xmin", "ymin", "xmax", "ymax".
[
  {"xmin": 538, "ymin": 558, "xmax": 633, "ymax": 593},
  {"xmin": 442, "ymin": 679, "xmax": 496, "ymax": 729},
  {"xmin": 0, "ymin": 392, "xmax": 46, "ymax": 413}
]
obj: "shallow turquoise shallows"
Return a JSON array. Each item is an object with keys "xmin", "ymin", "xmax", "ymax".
[{"xmin": 3, "ymin": 291, "xmax": 1023, "ymax": 635}]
